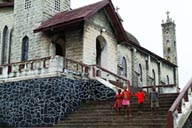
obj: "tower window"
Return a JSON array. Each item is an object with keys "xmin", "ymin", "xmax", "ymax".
[
  {"xmin": 167, "ymin": 47, "xmax": 171, "ymax": 52},
  {"xmin": 174, "ymin": 41, "xmax": 176, "ymax": 47},
  {"xmin": 25, "ymin": 0, "xmax": 31, "ymax": 9},
  {"xmin": 55, "ymin": 0, "xmax": 61, "ymax": 11},
  {"xmin": 167, "ymin": 56, "xmax": 170, "ymax": 61}
]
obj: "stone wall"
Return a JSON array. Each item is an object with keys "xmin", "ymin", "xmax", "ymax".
[
  {"xmin": 11, "ymin": 0, "xmax": 70, "ymax": 62},
  {"xmin": 0, "ymin": 7, "xmax": 14, "ymax": 64},
  {"xmin": 83, "ymin": 10, "xmax": 118, "ymax": 73},
  {"xmin": 43, "ymin": 0, "xmax": 70, "ymax": 20},
  {"xmin": 65, "ymin": 29, "xmax": 83, "ymax": 62},
  {"xmin": 161, "ymin": 62, "xmax": 175, "ymax": 84},
  {"xmin": 0, "ymin": 77, "xmax": 115, "ymax": 127},
  {"xmin": 117, "ymin": 44, "xmax": 132, "ymax": 84}
]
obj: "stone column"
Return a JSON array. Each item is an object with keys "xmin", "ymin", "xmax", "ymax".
[
  {"xmin": 49, "ymin": 42, "xmax": 56, "ymax": 57},
  {"xmin": 49, "ymin": 55, "xmax": 64, "ymax": 73}
]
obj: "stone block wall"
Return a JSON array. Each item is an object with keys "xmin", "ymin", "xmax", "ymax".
[
  {"xmin": 43, "ymin": 0, "xmax": 70, "ymax": 20},
  {"xmin": 83, "ymin": 10, "xmax": 117, "ymax": 73},
  {"xmin": 65, "ymin": 29, "xmax": 83, "ymax": 62},
  {"xmin": 161, "ymin": 63, "xmax": 175, "ymax": 84},
  {"xmin": 0, "ymin": 8, "xmax": 14, "ymax": 64},
  {"xmin": 117, "ymin": 44, "xmax": 132, "ymax": 84},
  {"xmin": 0, "ymin": 77, "xmax": 115, "ymax": 127},
  {"xmin": 11, "ymin": 0, "xmax": 71, "ymax": 63}
]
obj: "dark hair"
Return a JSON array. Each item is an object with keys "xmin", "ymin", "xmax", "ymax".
[
  {"xmin": 152, "ymin": 86, "xmax": 156, "ymax": 91},
  {"xmin": 118, "ymin": 89, "xmax": 121, "ymax": 94}
]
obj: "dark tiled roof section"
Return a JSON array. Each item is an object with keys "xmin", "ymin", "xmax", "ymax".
[
  {"xmin": 126, "ymin": 31, "xmax": 140, "ymax": 45},
  {"xmin": 34, "ymin": 0, "xmax": 109, "ymax": 33},
  {"xmin": 0, "ymin": 2, "xmax": 14, "ymax": 8}
]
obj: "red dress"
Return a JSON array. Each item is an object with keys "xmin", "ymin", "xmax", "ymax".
[
  {"xmin": 122, "ymin": 90, "xmax": 131, "ymax": 106},
  {"xmin": 135, "ymin": 91, "xmax": 145, "ymax": 103},
  {"xmin": 114, "ymin": 93, "xmax": 122, "ymax": 109}
]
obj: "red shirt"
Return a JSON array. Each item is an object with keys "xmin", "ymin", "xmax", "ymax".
[
  {"xmin": 122, "ymin": 90, "xmax": 131, "ymax": 100},
  {"xmin": 135, "ymin": 91, "xmax": 145, "ymax": 103}
]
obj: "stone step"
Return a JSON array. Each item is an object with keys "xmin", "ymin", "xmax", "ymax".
[
  {"xmin": 72, "ymin": 109, "xmax": 170, "ymax": 115},
  {"xmin": 78, "ymin": 103, "xmax": 174, "ymax": 109},
  {"xmin": 54, "ymin": 93, "xmax": 179, "ymax": 128},
  {"xmin": 54, "ymin": 122, "xmax": 166, "ymax": 128},
  {"xmin": 80, "ymin": 100, "xmax": 175, "ymax": 107},
  {"xmin": 64, "ymin": 114, "xmax": 167, "ymax": 120},
  {"xmin": 66, "ymin": 112, "xmax": 168, "ymax": 120},
  {"xmin": 62, "ymin": 117, "xmax": 166, "ymax": 123}
]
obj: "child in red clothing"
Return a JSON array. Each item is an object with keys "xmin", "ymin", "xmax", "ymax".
[
  {"xmin": 135, "ymin": 87, "xmax": 145, "ymax": 113},
  {"xmin": 114, "ymin": 89, "xmax": 122, "ymax": 114},
  {"xmin": 122, "ymin": 86, "xmax": 132, "ymax": 117}
]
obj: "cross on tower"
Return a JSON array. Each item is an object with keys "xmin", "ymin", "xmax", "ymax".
[{"xmin": 166, "ymin": 11, "xmax": 170, "ymax": 20}]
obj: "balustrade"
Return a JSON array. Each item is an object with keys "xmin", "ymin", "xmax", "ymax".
[{"xmin": 0, "ymin": 56, "xmax": 89, "ymax": 80}]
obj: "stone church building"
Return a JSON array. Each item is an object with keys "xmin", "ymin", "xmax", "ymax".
[
  {"xmin": 0, "ymin": 0, "xmax": 178, "ymax": 87},
  {"xmin": 0, "ymin": 0, "xmax": 181, "ymax": 127}
]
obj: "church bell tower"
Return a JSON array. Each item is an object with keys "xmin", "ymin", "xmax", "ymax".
[{"xmin": 161, "ymin": 12, "xmax": 178, "ymax": 65}]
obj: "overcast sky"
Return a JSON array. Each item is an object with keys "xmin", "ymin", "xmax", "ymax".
[{"xmin": 71, "ymin": 0, "xmax": 192, "ymax": 89}]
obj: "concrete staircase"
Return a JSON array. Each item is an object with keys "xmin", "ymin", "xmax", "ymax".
[{"xmin": 53, "ymin": 93, "xmax": 179, "ymax": 128}]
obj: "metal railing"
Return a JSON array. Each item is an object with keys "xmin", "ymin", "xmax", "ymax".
[
  {"xmin": 0, "ymin": 56, "xmax": 90, "ymax": 79},
  {"xmin": 142, "ymin": 84, "xmax": 178, "ymax": 94},
  {"xmin": 0, "ymin": 57, "xmax": 51, "ymax": 77},
  {"xmin": 90, "ymin": 64, "xmax": 130, "ymax": 89},
  {"xmin": 166, "ymin": 78, "xmax": 192, "ymax": 128},
  {"xmin": 63, "ymin": 58, "xmax": 89, "ymax": 75}
]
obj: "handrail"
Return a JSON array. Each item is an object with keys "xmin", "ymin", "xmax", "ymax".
[
  {"xmin": 0, "ymin": 56, "xmax": 51, "ymax": 67},
  {"xmin": 90, "ymin": 64, "xmax": 130, "ymax": 89},
  {"xmin": 91, "ymin": 64, "xmax": 129, "ymax": 82},
  {"xmin": 142, "ymin": 84, "xmax": 177, "ymax": 93},
  {"xmin": 0, "ymin": 56, "xmax": 51, "ymax": 75},
  {"xmin": 142, "ymin": 84, "xmax": 176, "ymax": 88},
  {"xmin": 166, "ymin": 78, "xmax": 192, "ymax": 128},
  {"xmin": 63, "ymin": 58, "xmax": 89, "ymax": 74}
]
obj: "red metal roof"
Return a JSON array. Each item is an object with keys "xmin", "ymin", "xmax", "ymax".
[
  {"xmin": 0, "ymin": 2, "xmax": 14, "ymax": 8},
  {"xmin": 34, "ymin": 0, "xmax": 109, "ymax": 32},
  {"xmin": 34, "ymin": 0, "xmax": 129, "ymax": 42}
]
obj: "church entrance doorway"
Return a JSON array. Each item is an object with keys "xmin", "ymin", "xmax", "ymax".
[
  {"xmin": 54, "ymin": 38, "xmax": 66, "ymax": 57},
  {"xmin": 56, "ymin": 43, "xmax": 63, "ymax": 56},
  {"xmin": 96, "ymin": 36, "xmax": 106, "ymax": 71}
]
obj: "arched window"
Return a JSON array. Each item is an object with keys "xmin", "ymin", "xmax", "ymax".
[
  {"xmin": 121, "ymin": 57, "xmax": 127, "ymax": 77},
  {"xmin": 152, "ymin": 69, "xmax": 156, "ymax": 85},
  {"xmin": 96, "ymin": 39, "xmax": 101, "ymax": 66},
  {"xmin": 167, "ymin": 56, "xmax": 170, "ymax": 61},
  {"xmin": 2, "ymin": 26, "xmax": 8, "ymax": 65},
  {"xmin": 21, "ymin": 36, "xmax": 29, "ymax": 61},
  {"xmin": 167, "ymin": 75, "xmax": 169, "ymax": 84},
  {"xmin": 139, "ymin": 64, "xmax": 143, "ymax": 82}
]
